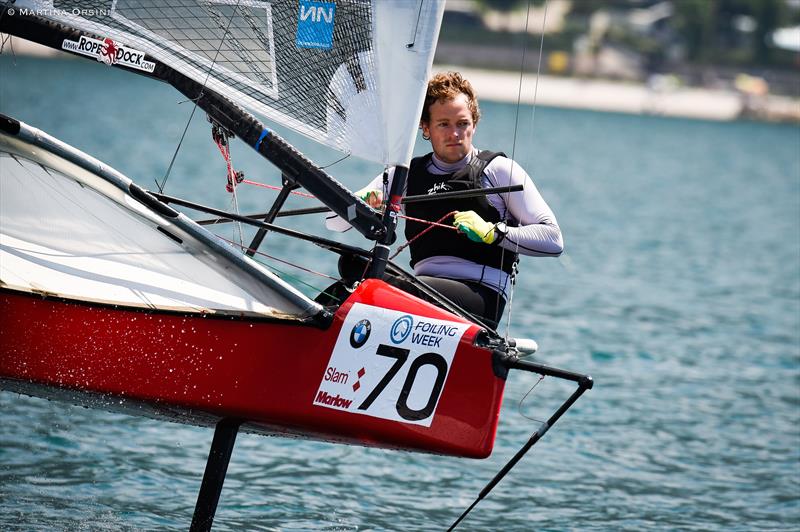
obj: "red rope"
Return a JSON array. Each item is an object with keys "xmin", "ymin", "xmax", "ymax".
[
  {"xmin": 212, "ymin": 127, "xmax": 244, "ymax": 193},
  {"xmin": 398, "ymin": 212, "xmax": 458, "ymax": 230},
  {"xmin": 240, "ymin": 179, "xmax": 317, "ymax": 199},
  {"xmin": 390, "ymin": 210, "xmax": 458, "ymax": 260}
]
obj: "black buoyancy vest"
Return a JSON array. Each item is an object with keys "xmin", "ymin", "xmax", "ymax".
[{"xmin": 404, "ymin": 150, "xmax": 519, "ymax": 274}]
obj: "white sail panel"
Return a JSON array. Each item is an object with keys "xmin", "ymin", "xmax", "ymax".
[
  {"xmin": 374, "ymin": 1, "xmax": 444, "ymax": 166},
  {"xmin": 0, "ymin": 122, "xmax": 323, "ymax": 318},
  {"xmin": 15, "ymin": 0, "xmax": 444, "ymax": 165}
]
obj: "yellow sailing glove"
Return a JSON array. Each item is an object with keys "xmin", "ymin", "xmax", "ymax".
[
  {"xmin": 356, "ymin": 187, "xmax": 383, "ymax": 209},
  {"xmin": 453, "ymin": 210, "xmax": 497, "ymax": 244}
]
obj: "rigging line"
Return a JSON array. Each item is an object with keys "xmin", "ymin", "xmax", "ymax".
[
  {"xmin": 502, "ymin": 0, "xmax": 549, "ymax": 342},
  {"xmin": 217, "ymin": 236, "xmax": 339, "ymax": 282},
  {"xmin": 508, "ymin": 0, "xmax": 533, "ymax": 167},
  {"xmin": 389, "ymin": 211, "xmax": 458, "ymax": 260},
  {"xmin": 156, "ymin": 0, "xmax": 242, "ymax": 193},
  {"xmin": 406, "ymin": 0, "xmax": 425, "ymax": 48},
  {"xmin": 241, "ymin": 179, "xmax": 317, "ymax": 198},
  {"xmin": 229, "ymin": 175, "xmax": 245, "ymax": 248},
  {"xmin": 255, "ymin": 257, "xmax": 342, "ymax": 302},
  {"xmin": 157, "ymin": 96, "xmax": 201, "ymax": 193},
  {"xmin": 517, "ymin": 374, "xmax": 546, "ymax": 423},
  {"xmin": 398, "ymin": 213, "xmax": 458, "ymax": 230},
  {"xmin": 529, "ymin": 0, "xmax": 548, "ymax": 153},
  {"xmin": 506, "ymin": 0, "xmax": 548, "ymax": 184},
  {"xmin": 213, "ymin": 124, "xmax": 247, "ymax": 247},
  {"xmin": 319, "ymin": 152, "xmax": 351, "ymax": 170},
  {"xmin": 494, "ymin": 0, "xmax": 534, "ymax": 332}
]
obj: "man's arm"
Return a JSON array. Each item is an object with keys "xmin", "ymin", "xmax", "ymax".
[
  {"xmin": 484, "ymin": 157, "xmax": 564, "ymax": 257},
  {"xmin": 325, "ymin": 168, "xmax": 396, "ymax": 232}
]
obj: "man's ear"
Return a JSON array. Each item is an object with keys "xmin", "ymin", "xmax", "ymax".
[{"xmin": 420, "ymin": 121, "xmax": 430, "ymax": 139}]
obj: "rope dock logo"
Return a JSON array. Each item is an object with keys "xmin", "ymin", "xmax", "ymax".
[
  {"xmin": 62, "ymin": 36, "xmax": 155, "ymax": 73},
  {"xmin": 349, "ymin": 319, "xmax": 371, "ymax": 348},
  {"xmin": 99, "ymin": 38, "xmax": 118, "ymax": 65}
]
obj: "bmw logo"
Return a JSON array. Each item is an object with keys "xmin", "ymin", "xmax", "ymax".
[
  {"xmin": 350, "ymin": 319, "xmax": 371, "ymax": 348},
  {"xmin": 390, "ymin": 315, "xmax": 413, "ymax": 344}
]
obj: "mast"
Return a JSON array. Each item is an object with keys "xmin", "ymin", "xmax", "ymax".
[{"xmin": 366, "ymin": 165, "xmax": 407, "ymax": 279}]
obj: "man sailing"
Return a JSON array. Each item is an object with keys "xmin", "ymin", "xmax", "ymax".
[{"xmin": 327, "ymin": 72, "xmax": 563, "ymax": 328}]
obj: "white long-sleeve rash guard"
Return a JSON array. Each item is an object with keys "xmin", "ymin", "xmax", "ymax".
[{"xmin": 326, "ymin": 147, "xmax": 563, "ymax": 298}]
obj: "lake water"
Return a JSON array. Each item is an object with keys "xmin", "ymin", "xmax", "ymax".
[{"xmin": 1, "ymin": 56, "xmax": 798, "ymax": 531}]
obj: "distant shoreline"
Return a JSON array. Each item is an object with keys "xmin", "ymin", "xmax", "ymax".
[
  {"xmin": 437, "ymin": 65, "xmax": 800, "ymax": 124},
  {"xmin": 2, "ymin": 36, "xmax": 797, "ymax": 124}
]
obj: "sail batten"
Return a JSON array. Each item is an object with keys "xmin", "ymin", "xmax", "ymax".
[{"xmin": 15, "ymin": 0, "xmax": 444, "ymax": 165}]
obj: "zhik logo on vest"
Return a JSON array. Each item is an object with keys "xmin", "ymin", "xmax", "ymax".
[
  {"xmin": 426, "ymin": 182, "xmax": 452, "ymax": 195},
  {"xmin": 62, "ymin": 36, "xmax": 155, "ymax": 73}
]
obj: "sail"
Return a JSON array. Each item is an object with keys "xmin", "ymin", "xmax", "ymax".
[
  {"xmin": 14, "ymin": 1, "xmax": 444, "ymax": 166},
  {"xmin": 0, "ymin": 115, "xmax": 324, "ymax": 319}
]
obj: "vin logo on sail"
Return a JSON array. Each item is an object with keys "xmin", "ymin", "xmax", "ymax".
[
  {"xmin": 62, "ymin": 36, "xmax": 155, "ymax": 73},
  {"xmin": 296, "ymin": 1, "xmax": 336, "ymax": 50}
]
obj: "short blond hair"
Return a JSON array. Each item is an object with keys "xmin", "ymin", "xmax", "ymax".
[{"xmin": 420, "ymin": 71, "xmax": 481, "ymax": 125}]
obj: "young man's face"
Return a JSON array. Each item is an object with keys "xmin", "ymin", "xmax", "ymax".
[{"xmin": 421, "ymin": 93, "xmax": 476, "ymax": 164}]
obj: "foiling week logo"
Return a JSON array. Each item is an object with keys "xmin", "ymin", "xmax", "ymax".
[{"xmin": 390, "ymin": 315, "xmax": 413, "ymax": 344}]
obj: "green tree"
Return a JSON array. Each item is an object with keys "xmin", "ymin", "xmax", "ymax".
[
  {"xmin": 673, "ymin": 0, "xmax": 718, "ymax": 62},
  {"xmin": 673, "ymin": 0, "xmax": 788, "ymax": 64},
  {"xmin": 472, "ymin": 0, "xmax": 548, "ymax": 11},
  {"xmin": 749, "ymin": 0, "xmax": 784, "ymax": 63},
  {"xmin": 473, "ymin": 0, "xmax": 526, "ymax": 11}
]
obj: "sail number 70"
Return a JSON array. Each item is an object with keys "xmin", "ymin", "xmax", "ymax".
[{"xmin": 358, "ymin": 344, "xmax": 448, "ymax": 421}]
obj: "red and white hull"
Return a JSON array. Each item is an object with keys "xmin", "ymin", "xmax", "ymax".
[{"xmin": 1, "ymin": 279, "xmax": 506, "ymax": 458}]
